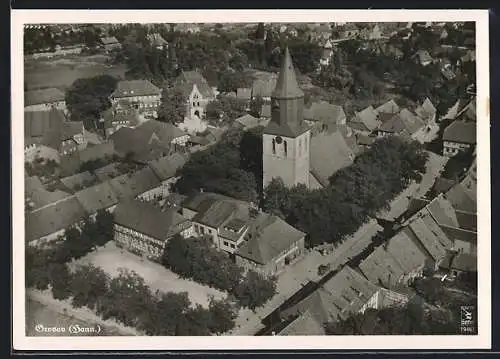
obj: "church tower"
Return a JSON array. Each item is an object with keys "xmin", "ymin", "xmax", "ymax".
[{"xmin": 262, "ymin": 47, "xmax": 311, "ymax": 190}]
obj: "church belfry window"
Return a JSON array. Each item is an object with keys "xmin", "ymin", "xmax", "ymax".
[
  {"xmin": 299, "ymin": 138, "xmax": 302, "ymax": 156},
  {"xmin": 284, "ymin": 140, "xmax": 288, "ymax": 157},
  {"xmin": 272, "ymin": 138, "xmax": 276, "ymax": 154}
]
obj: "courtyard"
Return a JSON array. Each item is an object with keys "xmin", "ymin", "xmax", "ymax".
[{"xmin": 72, "ymin": 241, "xmax": 226, "ymax": 308}]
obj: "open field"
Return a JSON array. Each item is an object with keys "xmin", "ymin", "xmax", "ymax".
[
  {"xmin": 24, "ymin": 54, "xmax": 128, "ymax": 91},
  {"xmin": 72, "ymin": 241, "xmax": 226, "ymax": 308}
]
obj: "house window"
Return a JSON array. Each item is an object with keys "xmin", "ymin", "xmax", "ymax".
[
  {"xmin": 193, "ymin": 102, "xmax": 196, "ymax": 107},
  {"xmin": 230, "ymin": 243, "xmax": 235, "ymax": 249},
  {"xmin": 224, "ymin": 241, "xmax": 229, "ymax": 246},
  {"xmin": 197, "ymin": 102, "xmax": 200, "ymax": 107},
  {"xmin": 272, "ymin": 138, "xmax": 276, "ymax": 154}
]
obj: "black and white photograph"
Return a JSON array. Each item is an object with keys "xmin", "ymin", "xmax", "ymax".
[{"xmin": 12, "ymin": 9, "xmax": 491, "ymax": 351}]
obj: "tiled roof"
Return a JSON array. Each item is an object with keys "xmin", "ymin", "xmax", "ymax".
[
  {"xmin": 379, "ymin": 109, "xmax": 425, "ymax": 135},
  {"xmin": 358, "ymin": 244, "xmax": 406, "ymax": 287},
  {"xmin": 451, "ymin": 253, "xmax": 477, "ymax": 272},
  {"xmin": 114, "ymin": 199, "xmax": 188, "ymax": 240},
  {"xmin": 26, "ymin": 196, "xmax": 87, "ymax": 242},
  {"xmin": 441, "ymin": 225, "xmax": 477, "ymax": 244},
  {"xmin": 405, "ymin": 197, "xmax": 431, "ymax": 220},
  {"xmin": 432, "ymin": 177, "xmax": 456, "ymax": 194},
  {"xmin": 108, "ymin": 166, "xmax": 161, "ymax": 200},
  {"xmin": 356, "ymin": 134, "xmax": 377, "ymax": 146},
  {"xmin": 24, "ymin": 109, "xmax": 66, "ymax": 150},
  {"xmin": 182, "ymin": 192, "xmax": 234, "ymax": 212},
  {"xmin": 323, "ymin": 266, "xmax": 379, "ymax": 305},
  {"xmin": 109, "ymin": 126, "xmax": 171, "ymax": 162},
  {"xmin": 455, "ymin": 210, "xmax": 477, "ymax": 232},
  {"xmin": 236, "ymin": 213, "xmax": 305, "ymax": 265},
  {"xmin": 61, "ymin": 121, "xmax": 83, "ymax": 140},
  {"xmin": 25, "ymin": 176, "xmax": 71, "ymax": 211},
  {"xmin": 194, "ymin": 200, "xmax": 238, "ymax": 229},
  {"xmin": 426, "ymin": 194, "xmax": 459, "ymax": 228},
  {"xmin": 278, "ymin": 310, "xmax": 326, "ymax": 336},
  {"xmin": 75, "ymin": 181, "xmax": 120, "ymax": 213},
  {"xmin": 384, "ymin": 227, "xmax": 430, "ymax": 273},
  {"xmin": 415, "ymin": 98, "xmax": 437, "ymax": 119},
  {"xmin": 445, "ymin": 179, "xmax": 476, "ymax": 213},
  {"xmin": 310, "ymin": 131, "xmax": 355, "ymax": 186},
  {"xmin": 111, "ymin": 80, "xmax": 161, "ymax": 98},
  {"xmin": 100, "ymin": 36, "xmax": 119, "ymax": 45},
  {"xmin": 407, "ymin": 212, "xmax": 453, "ymax": 261},
  {"xmin": 443, "ymin": 121, "xmax": 476, "ymax": 144},
  {"xmin": 137, "ymin": 120, "xmax": 188, "ymax": 143},
  {"xmin": 147, "ymin": 152, "xmax": 189, "ymax": 181},
  {"xmin": 79, "ymin": 142, "xmax": 116, "ymax": 164},
  {"xmin": 174, "ymin": 71, "xmax": 215, "ymax": 99},
  {"xmin": 60, "ymin": 171, "xmax": 97, "ymax": 192},
  {"xmin": 235, "ymin": 114, "xmax": 260, "ymax": 129},
  {"xmin": 303, "ymin": 101, "xmax": 346, "ymax": 125},
  {"xmin": 146, "ymin": 33, "xmax": 168, "ymax": 47},
  {"xmin": 353, "ymin": 106, "xmax": 381, "ymax": 132},
  {"xmin": 93, "ymin": 162, "xmax": 121, "ymax": 181},
  {"xmin": 375, "ymin": 99, "xmax": 400, "ymax": 114},
  {"xmin": 25, "ymin": 88, "xmax": 65, "ymax": 107},
  {"xmin": 272, "ymin": 48, "xmax": 304, "ymax": 99}
]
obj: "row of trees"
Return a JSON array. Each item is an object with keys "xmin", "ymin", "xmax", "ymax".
[
  {"xmin": 24, "ymin": 25, "xmax": 103, "ymax": 54},
  {"xmin": 27, "ymin": 248, "xmax": 237, "ymax": 336},
  {"xmin": 173, "ymin": 126, "xmax": 264, "ymax": 203},
  {"xmin": 162, "ymin": 235, "xmax": 277, "ymax": 311},
  {"xmin": 263, "ymin": 137, "xmax": 429, "ymax": 247}
]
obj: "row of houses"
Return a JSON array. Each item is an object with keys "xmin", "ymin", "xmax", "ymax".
[
  {"xmin": 25, "ymin": 151, "xmax": 189, "ymax": 246},
  {"xmin": 275, "ymin": 164, "xmax": 477, "ymax": 335},
  {"xmin": 111, "ymin": 190, "xmax": 307, "ymax": 275}
]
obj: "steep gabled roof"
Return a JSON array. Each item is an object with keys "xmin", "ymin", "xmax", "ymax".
[
  {"xmin": 303, "ymin": 101, "xmax": 346, "ymax": 125},
  {"xmin": 147, "ymin": 152, "xmax": 188, "ymax": 181},
  {"xmin": 443, "ymin": 121, "xmax": 476, "ymax": 144},
  {"xmin": 75, "ymin": 181, "xmax": 120, "ymax": 213},
  {"xmin": 406, "ymin": 213, "xmax": 452, "ymax": 261},
  {"xmin": 114, "ymin": 199, "xmax": 188, "ymax": 240},
  {"xmin": 24, "ymin": 109, "xmax": 66, "ymax": 150},
  {"xmin": 60, "ymin": 171, "xmax": 97, "ymax": 192},
  {"xmin": 26, "ymin": 196, "xmax": 87, "ymax": 242},
  {"xmin": 310, "ymin": 131, "xmax": 355, "ymax": 186},
  {"xmin": 352, "ymin": 106, "xmax": 381, "ymax": 132},
  {"xmin": 25, "ymin": 88, "xmax": 65, "ymax": 106},
  {"xmin": 111, "ymin": 80, "xmax": 161, "ymax": 98},
  {"xmin": 236, "ymin": 214, "xmax": 305, "ymax": 265},
  {"xmin": 375, "ymin": 99, "xmax": 400, "ymax": 115},
  {"xmin": 25, "ymin": 176, "xmax": 71, "ymax": 211},
  {"xmin": 278, "ymin": 310, "xmax": 326, "ymax": 336},
  {"xmin": 175, "ymin": 71, "xmax": 215, "ymax": 99}
]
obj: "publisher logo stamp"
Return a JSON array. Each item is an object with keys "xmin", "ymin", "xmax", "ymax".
[{"xmin": 460, "ymin": 306, "xmax": 475, "ymax": 334}]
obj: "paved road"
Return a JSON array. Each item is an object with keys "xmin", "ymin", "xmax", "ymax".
[{"xmin": 230, "ymin": 152, "xmax": 448, "ymax": 335}]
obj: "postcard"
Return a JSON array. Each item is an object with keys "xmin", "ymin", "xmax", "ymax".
[{"xmin": 12, "ymin": 9, "xmax": 491, "ymax": 351}]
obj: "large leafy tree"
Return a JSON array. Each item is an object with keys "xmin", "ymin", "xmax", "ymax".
[
  {"xmin": 158, "ymin": 87, "xmax": 186, "ymax": 124},
  {"xmin": 71, "ymin": 264, "xmax": 110, "ymax": 310},
  {"xmin": 47, "ymin": 263, "xmax": 73, "ymax": 300},
  {"xmin": 65, "ymin": 75, "xmax": 119, "ymax": 130},
  {"xmin": 234, "ymin": 270, "xmax": 277, "ymax": 311}
]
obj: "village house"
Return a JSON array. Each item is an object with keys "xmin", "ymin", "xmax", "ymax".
[
  {"xmin": 25, "ymin": 195, "xmax": 87, "ymax": 246},
  {"xmin": 24, "ymin": 88, "xmax": 66, "ymax": 112},
  {"xmin": 174, "ymin": 71, "xmax": 216, "ymax": 121},
  {"xmin": 110, "ymin": 80, "xmax": 162, "ymax": 118},
  {"xmin": 442, "ymin": 120, "xmax": 476, "ymax": 157},
  {"xmin": 437, "ymin": 252, "xmax": 477, "ymax": 278},
  {"xmin": 236, "ymin": 88, "xmax": 252, "ymax": 103},
  {"xmin": 412, "ymin": 50, "xmax": 434, "ymax": 66},
  {"xmin": 303, "ymin": 101, "xmax": 346, "ymax": 134},
  {"xmin": 113, "ymin": 199, "xmax": 193, "ymax": 261},
  {"xmin": 100, "ymin": 36, "xmax": 121, "ymax": 52},
  {"xmin": 277, "ymin": 310, "xmax": 326, "ymax": 336},
  {"xmin": 349, "ymin": 106, "xmax": 381, "ymax": 135},
  {"xmin": 233, "ymin": 114, "xmax": 269, "ymax": 131},
  {"xmin": 281, "ymin": 266, "xmax": 410, "ymax": 328},
  {"xmin": 24, "ymin": 109, "xmax": 86, "ymax": 163},
  {"xmin": 102, "ymin": 107, "xmax": 142, "ymax": 137},
  {"xmin": 59, "ymin": 171, "xmax": 98, "ymax": 193},
  {"xmin": 376, "ymin": 108, "xmax": 427, "ymax": 142},
  {"xmin": 181, "ymin": 192, "xmax": 253, "ymax": 254},
  {"xmin": 235, "ymin": 212, "xmax": 306, "ymax": 276},
  {"xmin": 25, "ymin": 176, "xmax": 71, "ymax": 212},
  {"xmin": 415, "ymin": 98, "xmax": 437, "ymax": 125},
  {"xmin": 75, "ymin": 181, "xmax": 120, "ymax": 216},
  {"xmin": 375, "ymin": 99, "xmax": 400, "ymax": 115},
  {"xmin": 147, "ymin": 152, "xmax": 189, "ymax": 199}
]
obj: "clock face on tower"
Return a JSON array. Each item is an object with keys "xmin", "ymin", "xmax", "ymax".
[{"xmin": 275, "ymin": 136, "xmax": 283, "ymax": 144}]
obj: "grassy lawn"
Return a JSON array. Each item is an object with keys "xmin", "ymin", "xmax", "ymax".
[
  {"xmin": 24, "ymin": 55, "xmax": 128, "ymax": 91},
  {"xmin": 72, "ymin": 241, "xmax": 227, "ymax": 308}
]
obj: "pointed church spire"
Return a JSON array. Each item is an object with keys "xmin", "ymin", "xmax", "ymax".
[{"xmin": 272, "ymin": 47, "xmax": 304, "ymax": 99}]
